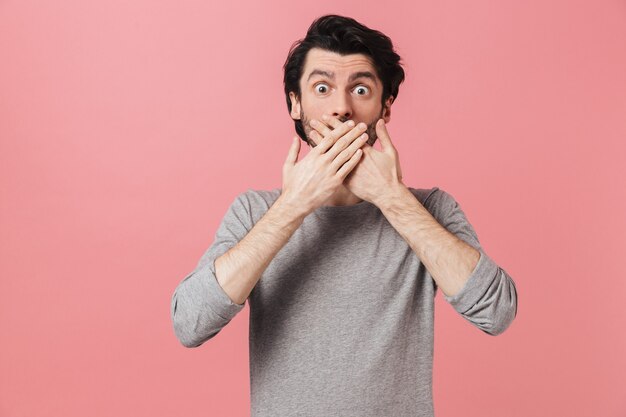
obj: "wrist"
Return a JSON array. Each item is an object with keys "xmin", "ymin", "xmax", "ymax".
[
  {"xmin": 273, "ymin": 192, "xmax": 309, "ymax": 224},
  {"xmin": 375, "ymin": 181, "xmax": 408, "ymax": 210}
]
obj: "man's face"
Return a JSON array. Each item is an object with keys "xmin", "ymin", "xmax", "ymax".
[{"xmin": 289, "ymin": 47, "xmax": 393, "ymax": 147}]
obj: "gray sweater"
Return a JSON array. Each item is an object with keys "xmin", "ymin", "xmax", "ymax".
[{"xmin": 170, "ymin": 186, "xmax": 518, "ymax": 417}]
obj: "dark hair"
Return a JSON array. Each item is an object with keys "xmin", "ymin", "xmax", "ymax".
[{"xmin": 283, "ymin": 14, "xmax": 405, "ymax": 144}]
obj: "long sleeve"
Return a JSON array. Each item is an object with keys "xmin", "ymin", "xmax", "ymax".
[
  {"xmin": 170, "ymin": 191, "xmax": 253, "ymax": 348},
  {"xmin": 426, "ymin": 188, "xmax": 518, "ymax": 336}
]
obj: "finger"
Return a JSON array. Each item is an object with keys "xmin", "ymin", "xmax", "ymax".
[
  {"xmin": 308, "ymin": 130, "xmax": 321, "ymax": 147},
  {"xmin": 325, "ymin": 121, "xmax": 368, "ymax": 161},
  {"xmin": 321, "ymin": 114, "xmax": 343, "ymax": 129},
  {"xmin": 284, "ymin": 135, "xmax": 301, "ymax": 167},
  {"xmin": 309, "ymin": 118, "xmax": 333, "ymax": 138},
  {"xmin": 314, "ymin": 119, "xmax": 357, "ymax": 154},
  {"xmin": 330, "ymin": 129, "xmax": 369, "ymax": 171},
  {"xmin": 336, "ymin": 148, "xmax": 363, "ymax": 180}
]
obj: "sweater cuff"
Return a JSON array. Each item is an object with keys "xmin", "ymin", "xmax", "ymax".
[
  {"xmin": 202, "ymin": 257, "xmax": 246, "ymax": 319},
  {"xmin": 443, "ymin": 248, "xmax": 499, "ymax": 313}
]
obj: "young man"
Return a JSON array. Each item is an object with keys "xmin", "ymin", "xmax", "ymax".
[{"xmin": 171, "ymin": 14, "xmax": 518, "ymax": 417}]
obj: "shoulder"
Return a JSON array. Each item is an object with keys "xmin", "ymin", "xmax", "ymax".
[
  {"xmin": 406, "ymin": 185, "xmax": 440, "ymax": 206},
  {"xmin": 239, "ymin": 187, "xmax": 282, "ymax": 210},
  {"xmin": 406, "ymin": 185, "xmax": 459, "ymax": 223},
  {"xmin": 234, "ymin": 187, "xmax": 282, "ymax": 226}
]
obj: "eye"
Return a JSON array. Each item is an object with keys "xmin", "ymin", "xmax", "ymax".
[
  {"xmin": 354, "ymin": 85, "xmax": 370, "ymax": 96},
  {"xmin": 314, "ymin": 83, "xmax": 329, "ymax": 94}
]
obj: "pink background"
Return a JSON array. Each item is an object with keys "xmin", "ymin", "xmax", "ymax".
[{"xmin": 1, "ymin": 1, "xmax": 625, "ymax": 416}]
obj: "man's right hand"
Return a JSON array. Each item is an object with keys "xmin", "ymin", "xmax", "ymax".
[{"xmin": 281, "ymin": 119, "xmax": 369, "ymax": 217}]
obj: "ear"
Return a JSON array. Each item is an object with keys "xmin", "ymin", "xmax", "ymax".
[
  {"xmin": 289, "ymin": 92, "xmax": 301, "ymax": 120},
  {"xmin": 382, "ymin": 95, "xmax": 394, "ymax": 123}
]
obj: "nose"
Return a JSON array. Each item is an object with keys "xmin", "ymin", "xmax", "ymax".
[{"xmin": 330, "ymin": 91, "xmax": 352, "ymax": 122}]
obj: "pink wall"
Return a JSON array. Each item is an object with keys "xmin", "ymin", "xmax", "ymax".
[{"xmin": 1, "ymin": 1, "xmax": 625, "ymax": 416}]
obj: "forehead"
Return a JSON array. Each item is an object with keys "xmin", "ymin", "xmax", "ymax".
[{"xmin": 301, "ymin": 47, "xmax": 379, "ymax": 83}]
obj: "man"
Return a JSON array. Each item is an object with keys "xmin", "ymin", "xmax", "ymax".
[{"xmin": 171, "ymin": 14, "xmax": 518, "ymax": 417}]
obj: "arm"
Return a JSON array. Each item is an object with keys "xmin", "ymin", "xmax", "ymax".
[
  {"xmin": 214, "ymin": 193, "xmax": 305, "ymax": 305},
  {"xmin": 171, "ymin": 123, "xmax": 369, "ymax": 348},
  {"xmin": 170, "ymin": 191, "xmax": 306, "ymax": 348},
  {"xmin": 378, "ymin": 184, "xmax": 518, "ymax": 336},
  {"xmin": 379, "ymin": 184, "xmax": 480, "ymax": 297}
]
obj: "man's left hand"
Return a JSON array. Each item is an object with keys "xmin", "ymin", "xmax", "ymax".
[{"xmin": 309, "ymin": 114, "xmax": 405, "ymax": 207}]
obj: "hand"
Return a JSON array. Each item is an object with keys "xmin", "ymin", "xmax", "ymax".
[
  {"xmin": 308, "ymin": 115, "xmax": 404, "ymax": 207},
  {"xmin": 281, "ymin": 118, "xmax": 370, "ymax": 216}
]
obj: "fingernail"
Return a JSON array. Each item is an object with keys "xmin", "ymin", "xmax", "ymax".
[
  {"xmin": 321, "ymin": 114, "xmax": 329, "ymax": 120},
  {"xmin": 347, "ymin": 120, "xmax": 355, "ymax": 127}
]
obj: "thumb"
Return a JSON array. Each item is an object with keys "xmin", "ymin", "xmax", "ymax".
[
  {"xmin": 376, "ymin": 119, "xmax": 394, "ymax": 153},
  {"xmin": 284, "ymin": 135, "xmax": 301, "ymax": 166}
]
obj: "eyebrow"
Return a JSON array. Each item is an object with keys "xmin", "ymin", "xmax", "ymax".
[{"xmin": 306, "ymin": 69, "xmax": 377, "ymax": 84}]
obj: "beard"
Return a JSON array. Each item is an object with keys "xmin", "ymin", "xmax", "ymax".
[{"xmin": 300, "ymin": 108, "xmax": 384, "ymax": 148}]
